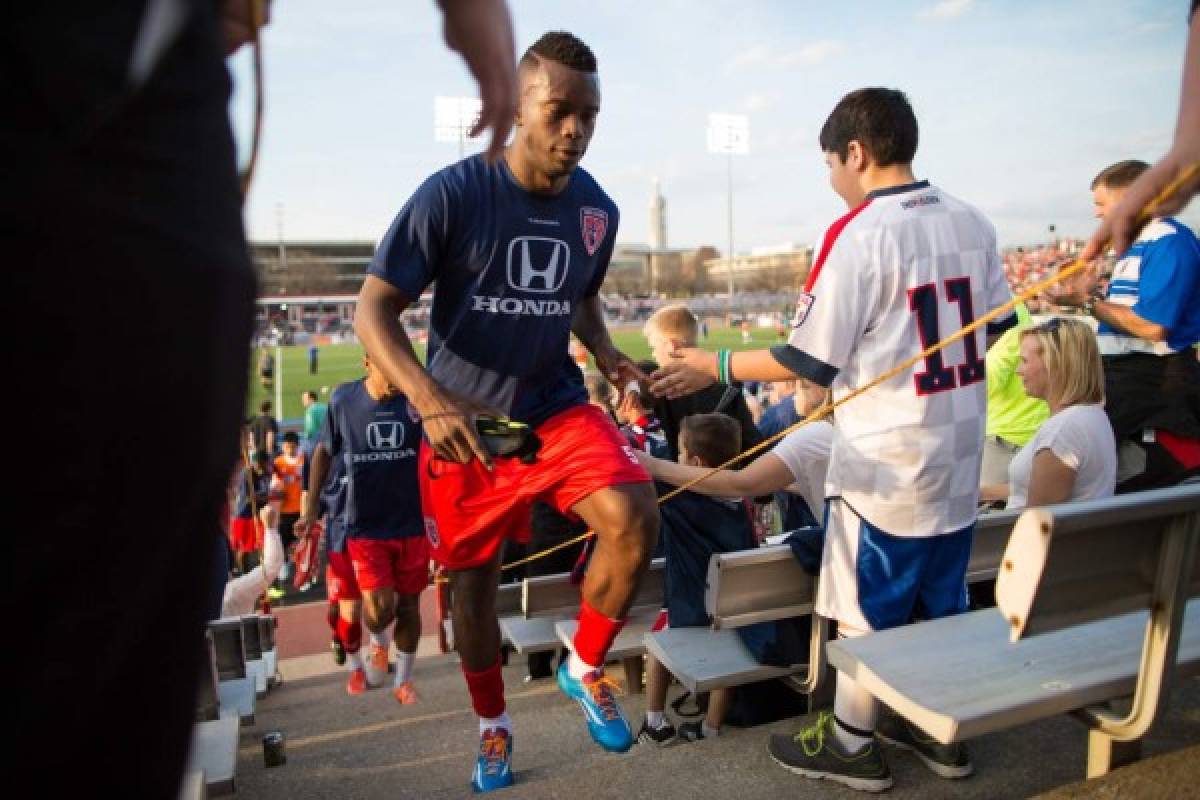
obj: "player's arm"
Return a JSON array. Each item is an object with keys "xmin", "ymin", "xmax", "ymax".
[
  {"xmin": 572, "ymin": 295, "xmax": 645, "ymax": 388},
  {"xmin": 296, "ymin": 441, "xmax": 331, "ymax": 538},
  {"xmin": 355, "ymin": 275, "xmax": 492, "ymax": 466},
  {"xmin": 634, "ymin": 449, "xmax": 795, "ymax": 498}
]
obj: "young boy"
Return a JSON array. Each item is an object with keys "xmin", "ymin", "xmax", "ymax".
[
  {"xmin": 613, "ymin": 365, "xmax": 668, "ymax": 457},
  {"xmin": 271, "ymin": 431, "xmax": 306, "ymax": 596},
  {"xmin": 652, "ymin": 88, "xmax": 1014, "ymax": 791},
  {"xmin": 637, "ymin": 413, "xmax": 757, "ymax": 745},
  {"xmin": 643, "ymin": 305, "xmax": 762, "ymax": 462}
]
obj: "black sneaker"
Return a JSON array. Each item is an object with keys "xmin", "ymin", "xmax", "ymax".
[
  {"xmin": 875, "ymin": 713, "xmax": 972, "ymax": 779},
  {"xmin": 331, "ymin": 638, "xmax": 346, "ymax": 667},
  {"xmin": 768, "ymin": 711, "xmax": 893, "ymax": 793},
  {"xmin": 636, "ymin": 718, "xmax": 678, "ymax": 747},
  {"xmin": 676, "ymin": 721, "xmax": 717, "ymax": 743}
]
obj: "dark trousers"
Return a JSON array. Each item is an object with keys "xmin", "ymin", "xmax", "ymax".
[{"xmin": 7, "ymin": 6, "xmax": 254, "ymax": 796}]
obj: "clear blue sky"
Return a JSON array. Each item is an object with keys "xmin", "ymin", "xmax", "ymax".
[{"xmin": 230, "ymin": 0, "xmax": 1196, "ymax": 251}]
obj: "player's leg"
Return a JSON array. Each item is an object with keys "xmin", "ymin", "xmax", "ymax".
[
  {"xmin": 449, "ymin": 554, "xmax": 515, "ymax": 792},
  {"xmin": 326, "ymin": 551, "xmax": 367, "ymax": 693},
  {"xmin": 362, "ymin": 585, "xmax": 398, "ymax": 687},
  {"xmin": 557, "ymin": 481, "xmax": 657, "ymax": 753},
  {"xmin": 389, "ymin": 537, "xmax": 427, "ymax": 704}
]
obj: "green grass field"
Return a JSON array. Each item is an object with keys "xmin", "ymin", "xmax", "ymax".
[{"xmin": 246, "ymin": 325, "xmax": 785, "ymax": 420}]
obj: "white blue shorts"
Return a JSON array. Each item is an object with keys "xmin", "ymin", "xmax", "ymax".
[{"xmin": 816, "ymin": 498, "xmax": 972, "ymax": 633}]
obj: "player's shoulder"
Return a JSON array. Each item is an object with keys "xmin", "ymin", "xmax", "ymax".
[
  {"xmin": 570, "ymin": 166, "xmax": 619, "ymax": 220},
  {"xmin": 329, "ymin": 380, "xmax": 362, "ymax": 406}
]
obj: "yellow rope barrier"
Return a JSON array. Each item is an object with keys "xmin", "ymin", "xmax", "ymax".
[{"xmin": 498, "ymin": 161, "xmax": 1200, "ymax": 574}]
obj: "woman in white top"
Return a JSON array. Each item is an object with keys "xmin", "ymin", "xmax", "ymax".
[{"xmin": 981, "ymin": 317, "xmax": 1117, "ymax": 509}]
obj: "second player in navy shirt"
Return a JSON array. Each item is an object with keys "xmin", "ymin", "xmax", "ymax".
[
  {"xmin": 369, "ymin": 154, "xmax": 619, "ymax": 427},
  {"xmin": 322, "ymin": 379, "xmax": 424, "ymax": 540}
]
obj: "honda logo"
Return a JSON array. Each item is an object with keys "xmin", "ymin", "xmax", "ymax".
[
  {"xmin": 365, "ymin": 421, "xmax": 403, "ymax": 450},
  {"xmin": 506, "ymin": 237, "xmax": 569, "ymax": 293}
]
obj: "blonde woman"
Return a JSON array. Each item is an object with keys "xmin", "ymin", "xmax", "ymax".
[{"xmin": 981, "ymin": 318, "xmax": 1117, "ymax": 509}]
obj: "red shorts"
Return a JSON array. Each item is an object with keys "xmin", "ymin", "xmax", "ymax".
[
  {"xmin": 419, "ymin": 403, "xmax": 652, "ymax": 570},
  {"xmin": 229, "ymin": 517, "xmax": 262, "ymax": 554},
  {"xmin": 346, "ymin": 537, "xmax": 430, "ymax": 595},
  {"xmin": 325, "ymin": 550, "xmax": 362, "ymax": 602}
]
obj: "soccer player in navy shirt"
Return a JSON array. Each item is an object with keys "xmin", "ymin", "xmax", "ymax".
[
  {"xmin": 298, "ymin": 356, "xmax": 427, "ymax": 702},
  {"xmin": 355, "ymin": 32, "xmax": 659, "ymax": 792}
]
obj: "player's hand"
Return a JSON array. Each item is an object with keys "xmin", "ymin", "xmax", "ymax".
[
  {"xmin": 649, "ymin": 347, "xmax": 717, "ymax": 399},
  {"xmin": 1082, "ymin": 148, "xmax": 1200, "ymax": 262},
  {"xmin": 219, "ymin": 0, "xmax": 270, "ymax": 55},
  {"xmin": 440, "ymin": 0, "xmax": 518, "ymax": 163},
  {"xmin": 591, "ymin": 342, "xmax": 647, "ymax": 390},
  {"xmin": 258, "ymin": 503, "xmax": 279, "ymax": 530},
  {"xmin": 418, "ymin": 389, "xmax": 498, "ymax": 469}
]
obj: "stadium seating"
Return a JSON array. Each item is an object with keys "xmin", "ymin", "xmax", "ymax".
[
  {"xmin": 644, "ymin": 511, "xmax": 1020, "ymax": 704},
  {"xmin": 827, "ymin": 485, "xmax": 1200, "ymax": 778}
]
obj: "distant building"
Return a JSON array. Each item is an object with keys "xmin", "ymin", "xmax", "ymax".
[{"xmin": 705, "ymin": 243, "xmax": 813, "ymax": 293}]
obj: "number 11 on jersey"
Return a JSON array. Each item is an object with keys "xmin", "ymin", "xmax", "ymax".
[{"xmin": 907, "ymin": 276, "xmax": 986, "ymax": 396}]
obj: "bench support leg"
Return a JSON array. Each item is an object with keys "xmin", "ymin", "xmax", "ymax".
[
  {"xmin": 622, "ymin": 656, "xmax": 644, "ymax": 694},
  {"xmin": 1086, "ymin": 730, "xmax": 1142, "ymax": 778}
]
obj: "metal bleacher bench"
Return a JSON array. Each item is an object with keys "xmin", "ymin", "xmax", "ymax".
[
  {"xmin": 643, "ymin": 511, "xmax": 1019, "ymax": 703},
  {"xmin": 827, "ymin": 485, "xmax": 1200, "ymax": 778},
  {"xmin": 186, "ymin": 626, "xmax": 241, "ymax": 797},
  {"xmin": 496, "ymin": 558, "xmax": 665, "ymax": 656}
]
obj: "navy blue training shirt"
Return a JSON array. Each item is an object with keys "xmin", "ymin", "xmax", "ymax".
[
  {"xmin": 369, "ymin": 154, "xmax": 620, "ymax": 427},
  {"xmin": 322, "ymin": 379, "xmax": 424, "ymax": 541},
  {"xmin": 315, "ymin": 410, "xmax": 350, "ymax": 554}
]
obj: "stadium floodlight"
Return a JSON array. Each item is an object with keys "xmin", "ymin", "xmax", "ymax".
[
  {"xmin": 434, "ymin": 95, "xmax": 483, "ymax": 159},
  {"xmin": 707, "ymin": 113, "xmax": 749, "ymax": 313}
]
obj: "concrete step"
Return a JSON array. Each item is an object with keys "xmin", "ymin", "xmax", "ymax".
[{"xmin": 232, "ymin": 653, "xmax": 1200, "ymax": 799}]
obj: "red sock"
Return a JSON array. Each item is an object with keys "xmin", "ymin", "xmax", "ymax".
[
  {"xmin": 462, "ymin": 658, "xmax": 506, "ymax": 719},
  {"xmin": 573, "ymin": 599, "xmax": 625, "ymax": 669},
  {"xmin": 336, "ymin": 616, "xmax": 361, "ymax": 654}
]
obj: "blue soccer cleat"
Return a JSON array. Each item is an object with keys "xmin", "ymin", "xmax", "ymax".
[
  {"xmin": 556, "ymin": 661, "xmax": 634, "ymax": 753},
  {"xmin": 471, "ymin": 727, "xmax": 514, "ymax": 793}
]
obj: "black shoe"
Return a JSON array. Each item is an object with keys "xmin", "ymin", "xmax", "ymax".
[
  {"xmin": 331, "ymin": 638, "xmax": 346, "ymax": 666},
  {"xmin": 676, "ymin": 721, "xmax": 716, "ymax": 743},
  {"xmin": 636, "ymin": 718, "xmax": 678, "ymax": 747},
  {"xmin": 876, "ymin": 713, "xmax": 972, "ymax": 779},
  {"xmin": 768, "ymin": 711, "xmax": 893, "ymax": 793}
]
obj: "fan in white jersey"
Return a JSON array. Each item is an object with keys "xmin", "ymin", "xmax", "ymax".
[{"xmin": 651, "ymin": 87, "xmax": 1015, "ymax": 792}]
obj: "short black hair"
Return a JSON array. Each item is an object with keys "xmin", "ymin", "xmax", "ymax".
[
  {"xmin": 282, "ymin": 431, "xmax": 299, "ymax": 445},
  {"xmin": 819, "ymin": 88, "xmax": 918, "ymax": 167},
  {"xmin": 679, "ymin": 413, "xmax": 741, "ymax": 468},
  {"xmin": 520, "ymin": 31, "xmax": 597, "ymax": 73},
  {"xmin": 259, "ymin": 401, "xmax": 272, "ymax": 413},
  {"xmin": 1091, "ymin": 160, "xmax": 1150, "ymax": 191},
  {"xmin": 303, "ymin": 390, "xmax": 318, "ymax": 402}
]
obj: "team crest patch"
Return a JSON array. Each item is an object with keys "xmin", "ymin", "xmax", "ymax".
[
  {"xmin": 424, "ymin": 517, "xmax": 441, "ymax": 549},
  {"xmin": 791, "ymin": 291, "xmax": 816, "ymax": 327},
  {"xmin": 581, "ymin": 207, "xmax": 608, "ymax": 256}
]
